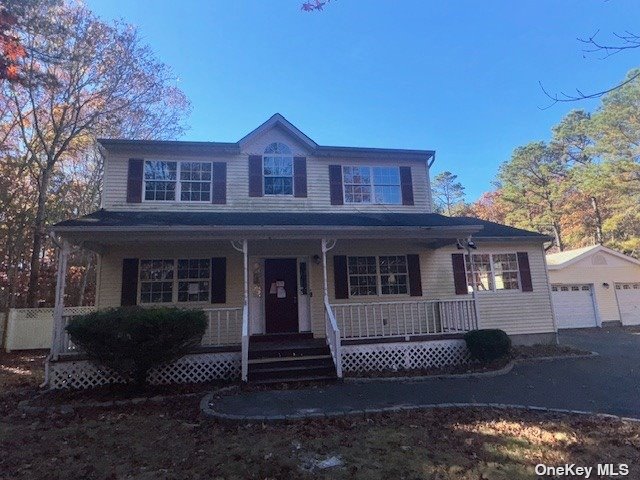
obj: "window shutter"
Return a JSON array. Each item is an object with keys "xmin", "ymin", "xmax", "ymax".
[
  {"xmin": 407, "ymin": 254, "xmax": 423, "ymax": 297},
  {"xmin": 329, "ymin": 165, "xmax": 343, "ymax": 205},
  {"xmin": 121, "ymin": 258, "xmax": 139, "ymax": 306},
  {"xmin": 211, "ymin": 257, "xmax": 227, "ymax": 303},
  {"xmin": 517, "ymin": 252, "xmax": 533, "ymax": 292},
  {"xmin": 399, "ymin": 166, "xmax": 414, "ymax": 206},
  {"xmin": 293, "ymin": 156, "xmax": 307, "ymax": 198},
  {"xmin": 333, "ymin": 255, "xmax": 349, "ymax": 299},
  {"xmin": 211, "ymin": 162, "xmax": 227, "ymax": 204},
  {"xmin": 127, "ymin": 158, "xmax": 144, "ymax": 203},
  {"xmin": 248, "ymin": 155, "xmax": 263, "ymax": 197},
  {"xmin": 451, "ymin": 253, "xmax": 468, "ymax": 295}
]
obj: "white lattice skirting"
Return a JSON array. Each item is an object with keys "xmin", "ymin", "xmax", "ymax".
[
  {"xmin": 49, "ymin": 352, "xmax": 241, "ymax": 390},
  {"xmin": 341, "ymin": 339, "xmax": 471, "ymax": 373}
]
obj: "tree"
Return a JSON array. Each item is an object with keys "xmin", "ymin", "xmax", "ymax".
[
  {"xmin": 2, "ymin": 0, "xmax": 190, "ymax": 306},
  {"xmin": 432, "ymin": 171, "xmax": 466, "ymax": 216}
]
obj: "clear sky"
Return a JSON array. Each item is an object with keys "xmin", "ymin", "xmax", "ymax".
[{"xmin": 86, "ymin": 0, "xmax": 639, "ymax": 200}]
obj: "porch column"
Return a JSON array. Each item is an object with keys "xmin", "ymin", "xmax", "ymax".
[
  {"xmin": 51, "ymin": 239, "xmax": 70, "ymax": 360},
  {"xmin": 232, "ymin": 239, "xmax": 249, "ymax": 381},
  {"xmin": 462, "ymin": 237, "xmax": 482, "ymax": 329},
  {"xmin": 320, "ymin": 238, "xmax": 336, "ymax": 300}
]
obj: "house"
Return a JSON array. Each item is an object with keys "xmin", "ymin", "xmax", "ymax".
[
  {"xmin": 45, "ymin": 113, "xmax": 556, "ymax": 389},
  {"xmin": 547, "ymin": 245, "xmax": 640, "ymax": 329}
]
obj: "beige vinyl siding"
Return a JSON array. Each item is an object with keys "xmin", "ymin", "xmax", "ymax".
[
  {"xmin": 548, "ymin": 252, "xmax": 640, "ymax": 323},
  {"xmin": 102, "ymin": 127, "xmax": 432, "ymax": 213}
]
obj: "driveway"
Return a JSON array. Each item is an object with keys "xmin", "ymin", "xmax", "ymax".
[{"xmin": 206, "ymin": 327, "xmax": 640, "ymax": 419}]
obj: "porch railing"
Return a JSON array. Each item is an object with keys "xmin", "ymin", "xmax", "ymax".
[
  {"xmin": 201, "ymin": 307, "xmax": 243, "ymax": 347},
  {"xmin": 324, "ymin": 295, "xmax": 343, "ymax": 378},
  {"xmin": 331, "ymin": 299, "xmax": 477, "ymax": 340}
]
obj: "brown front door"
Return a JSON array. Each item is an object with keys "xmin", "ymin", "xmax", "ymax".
[{"xmin": 264, "ymin": 258, "xmax": 299, "ymax": 333}]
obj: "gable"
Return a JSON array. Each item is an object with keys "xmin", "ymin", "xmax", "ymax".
[
  {"xmin": 571, "ymin": 250, "xmax": 640, "ymax": 270},
  {"xmin": 240, "ymin": 123, "xmax": 315, "ymax": 156},
  {"xmin": 548, "ymin": 245, "xmax": 640, "ymax": 271}
]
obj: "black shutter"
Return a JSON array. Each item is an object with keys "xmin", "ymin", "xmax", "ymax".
[
  {"xmin": 333, "ymin": 255, "xmax": 349, "ymax": 299},
  {"xmin": 451, "ymin": 253, "xmax": 468, "ymax": 295},
  {"xmin": 121, "ymin": 258, "xmax": 139, "ymax": 306},
  {"xmin": 407, "ymin": 254, "xmax": 423, "ymax": 297},
  {"xmin": 329, "ymin": 165, "xmax": 344, "ymax": 205},
  {"xmin": 248, "ymin": 155, "xmax": 263, "ymax": 197},
  {"xmin": 211, "ymin": 162, "xmax": 227, "ymax": 204},
  {"xmin": 126, "ymin": 159, "xmax": 144, "ymax": 203},
  {"xmin": 399, "ymin": 166, "xmax": 414, "ymax": 206},
  {"xmin": 517, "ymin": 252, "xmax": 533, "ymax": 292},
  {"xmin": 293, "ymin": 156, "xmax": 307, "ymax": 198},
  {"xmin": 211, "ymin": 257, "xmax": 227, "ymax": 303}
]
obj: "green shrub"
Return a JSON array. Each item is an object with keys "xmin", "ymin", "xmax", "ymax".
[
  {"xmin": 66, "ymin": 306, "xmax": 207, "ymax": 386},
  {"xmin": 464, "ymin": 329, "xmax": 511, "ymax": 362}
]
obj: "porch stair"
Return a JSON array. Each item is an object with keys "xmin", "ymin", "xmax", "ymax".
[{"xmin": 247, "ymin": 333, "xmax": 338, "ymax": 384}]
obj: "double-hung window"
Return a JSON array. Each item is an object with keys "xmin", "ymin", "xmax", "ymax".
[
  {"xmin": 342, "ymin": 166, "xmax": 401, "ymax": 204},
  {"xmin": 139, "ymin": 258, "xmax": 211, "ymax": 303},
  {"xmin": 144, "ymin": 160, "xmax": 213, "ymax": 202},
  {"xmin": 465, "ymin": 253, "xmax": 520, "ymax": 292},
  {"xmin": 263, "ymin": 142, "xmax": 293, "ymax": 195},
  {"xmin": 347, "ymin": 255, "xmax": 409, "ymax": 296}
]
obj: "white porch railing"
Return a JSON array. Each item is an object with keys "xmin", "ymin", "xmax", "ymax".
[
  {"xmin": 324, "ymin": 295, "xmax": 343, "ymax": 378},
  {"xmin": 201, "ymin": 307, "xmax": 243, "ymax": 347},
  {"xmin": 331, "ymin": 299, "xmax": 477, "ymax": 340}
]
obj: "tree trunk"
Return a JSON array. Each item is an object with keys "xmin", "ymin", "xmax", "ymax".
[
  {"xmin": 590, "ymin": 196, "xmax": 604, "ymax": 245},
  {"xmin": 26, "ymin": 165, "xmax": 52, "ymax": 307},
  {"xmin": 552, "ymin": 222, "xmax": 565, "ymax": 251}
]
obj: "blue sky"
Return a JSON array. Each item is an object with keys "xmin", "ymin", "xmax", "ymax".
[{"xmin": 87, "ymin": 0, "xmax": 639, "ymax": 200}]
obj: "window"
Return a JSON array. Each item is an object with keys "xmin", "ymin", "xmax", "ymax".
[
  {"xmin": 347, "ymin": 255, "xmax": 410, "ymax": 296},
  {"xmin": 263, "ymin": 142, "xmax": 293, "ymax": 195},
  {"xmin": 144, "ymin": 160, "xmax": 213, "ymax": 202},
  {"xmin": 465, "ymin": 253, "xmax": 520, "ymax": 293},
  {"xmin": 177, "ymin": 259, "xmax": 210, "ymax": 302},
  {"xmin": 180, "ymin": 162, "xmax": 212, "ymax": 201},
  {"xmin": 139, "ymin": 258, "xmax": 211, "ymax": 303},
  {"xmin": 379, "ymin": 255, "xmax": 408, "ymax": 295},
  {"xmin": 140, "ymin": 260, "xmax": 174, "ymax": 303},
  {"xmin": 343, "ymin": 166, "xmax": 401, "ymax": 204}
]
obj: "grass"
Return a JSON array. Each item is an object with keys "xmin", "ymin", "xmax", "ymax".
[{"xmin": 1, "ymin": 351, "xmax": 639, "ymax": 479}]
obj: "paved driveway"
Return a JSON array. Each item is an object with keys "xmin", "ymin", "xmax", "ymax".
[{"xmin": 207, "ymin": 327, "xmax": 640, "ymax": 419}]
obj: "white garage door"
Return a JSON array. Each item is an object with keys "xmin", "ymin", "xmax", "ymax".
[
  {"xmin": 615, "ymin": 283, "xmax": 640, "ymax": 326},
  {"xmin": 551, "ymin": 284, "xmax": 598, "ymax": 329}
]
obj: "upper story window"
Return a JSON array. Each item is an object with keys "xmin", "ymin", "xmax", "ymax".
[
  {"xmin": 144, "ymin": 160, "xmax": 212, "ymax": 202},
  {"xmin": 263, "ymin": 142, "xmax": 293, "ymax": 195},
  {"xmin": 342, "ymin": 166, "xmax": 401, "ymax": 204}
]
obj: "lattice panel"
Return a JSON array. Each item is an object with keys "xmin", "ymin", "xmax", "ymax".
[
  {"xmin": 50, "ymin": 352, "xmax": 241, "ymax": 390},
  {"xmin": 341, "ymin": 340, "xmax": 471, "ymax": 373}
]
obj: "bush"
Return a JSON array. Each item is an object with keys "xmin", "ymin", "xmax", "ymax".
[
  {"xmin": 464, "ymin": 329, "xmax": 511, "ymax": 362},
  {"xmin": 66, "ymin": 306, "xmax": 207, "ymax": 386}
]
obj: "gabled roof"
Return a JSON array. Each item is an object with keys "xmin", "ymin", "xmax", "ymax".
[
  {"xmin": 547, "ymin": 245, "xmax": 640, "ymax": 269},
  {"xmin": 238, "ymin": 113, "xmax": 318, "ymax": 150}
]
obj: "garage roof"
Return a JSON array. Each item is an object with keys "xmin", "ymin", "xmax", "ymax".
[{"xmin": 547, "ymin": 245, "xmax": 640, "ymax": 269}]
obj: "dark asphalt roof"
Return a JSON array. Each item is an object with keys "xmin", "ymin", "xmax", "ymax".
[{"xmin": 54, "ymin": 210, "xmax": 548, "ymax": 239}]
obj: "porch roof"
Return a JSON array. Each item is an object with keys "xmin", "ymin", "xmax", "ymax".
[{"xmin": 53, "ymin": 210, "xmax": 548, "ymax": 242}]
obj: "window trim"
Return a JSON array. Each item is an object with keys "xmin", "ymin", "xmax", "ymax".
[
  {"xmin": 138, "ymin": 257, "xmax": 212, "ymax": 304},
  {"xmin": 346, "ymin": 254, "xmax": 410, "ymax": 297},
  {"xmin": 142, "ymin": 160, "xmax": 214, "ymax": 203},
  {"xmin": 465, "ymin": 253, "xmax": 522, "ymax": 294},
  {"xmin": 262, "ymin": 153, "xmax": 295, "ymax": 196},
  {"xmin": 341, "ymin": 165, "xmax": 402, "ymax": 205}
]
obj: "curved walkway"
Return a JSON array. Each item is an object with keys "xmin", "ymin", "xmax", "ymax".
[{"xmin": 203, "ymin": 328, "xmax": 640, "ymax": 420}]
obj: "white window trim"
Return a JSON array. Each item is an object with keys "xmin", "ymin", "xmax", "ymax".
[
  {"xmin": 262, "ymin": 155, "xmax": 295, "ymax": 196},
  {"xmin": 142, "ymin": 160, "xmax": 214, "ymax": 203},
  {"xmin": 341, "ymin": 165, "xmax": 402, "ymax": 205},
  {"xmin": 138, "ymin": 258, "xmax": 212, "ymax": 304},
  {"xmin": 346, "ymin": 254, "xmax": 411, "ymax": 297},
  {"xmin": 465, "ymin": 253, "xmax": 522, "ymax": 294}
]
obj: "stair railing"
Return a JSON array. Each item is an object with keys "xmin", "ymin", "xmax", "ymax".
[{"xmin": 324, "ymin": 295, "xmax": 343, "ymax": 378}]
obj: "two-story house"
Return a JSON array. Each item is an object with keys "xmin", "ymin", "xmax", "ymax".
[{"xmin": 46, "ymin": 114, "xmax": 557, "ymax": 389}]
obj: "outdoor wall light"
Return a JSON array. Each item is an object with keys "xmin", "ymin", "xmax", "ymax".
[
  {"xmin": 313, "ymin": 255, "xmax": 321, "ymax": 265},
  {"xmin": 602, "ymin": 283, "xmax": 610, "ymax": 289}
]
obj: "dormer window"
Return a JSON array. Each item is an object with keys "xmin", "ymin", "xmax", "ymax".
[{"xmin": 263, "ymin": 142, "xmax": 293, "ymax": 195}]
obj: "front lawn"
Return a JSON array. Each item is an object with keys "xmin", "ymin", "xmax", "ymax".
[{"xmin": 1, "ymin": 352, "xmax": 638, "ymax": 479}]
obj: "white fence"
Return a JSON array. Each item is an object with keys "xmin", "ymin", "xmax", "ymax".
[
  {"xmin": 6, "ymin": 306, "xmax": 243, "ymax": 353},
  {"xmin": 331, "ymin": 299, "xmax": 477, "ymax": 340}
]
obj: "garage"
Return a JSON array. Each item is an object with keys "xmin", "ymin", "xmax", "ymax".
[
  {"xmin": 615, "ymin": 283, "xmax": 640, "ymax": 326},
  {"xmin": 551, "ymin": 284, "xmax": 598, "ymax": 329},
  {"xmin": 547, "ymin": 245, "xmax": 640, "ymax": 328}
]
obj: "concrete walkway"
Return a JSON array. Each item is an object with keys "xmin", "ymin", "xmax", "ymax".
[{"xmin": 203, "ymin": 328, "xmax": 640, "ymax": 420}]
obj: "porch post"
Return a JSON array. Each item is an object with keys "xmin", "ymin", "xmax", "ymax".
[
  {"xmin": 465, "ymin": 240, "xmax": 482, "ymax": 329},
  {"xmin": 51, "ymin": 239, "xmax": 69, "ymax": 360},
  {"xmin": 231, "ymin": 239, "xmax": 250, "ymax": 382},
  {"xmin": 242, "ymin": 239, "xmax": 248, "ymax": 307},
  {"xmin": 321, "ymin": 238, "xmax": 329, "ymax": 300}
]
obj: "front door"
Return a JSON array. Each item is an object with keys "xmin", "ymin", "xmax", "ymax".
[{"xmin": 264, "ymin": 258, "xmax": 299, "ymax": 333}]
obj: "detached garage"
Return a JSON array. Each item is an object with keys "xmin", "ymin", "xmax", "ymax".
[{"xmin": 547, "ymin": 245, "xmax": 640, "ymax": 328}]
